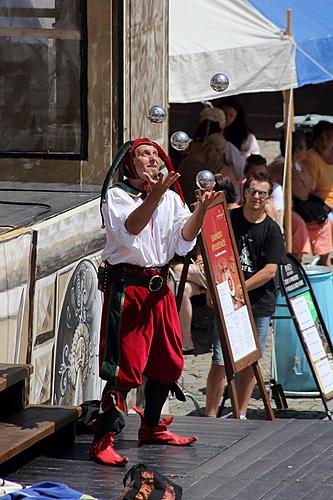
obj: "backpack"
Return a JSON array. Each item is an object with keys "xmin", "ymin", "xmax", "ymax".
[
  {"xmin": 120, "ymin": 463, "xmax": 182, "ymax": 499},
  {"xmin": 293, "ymin": 195, "xmax": 331, "ymax": 224}
]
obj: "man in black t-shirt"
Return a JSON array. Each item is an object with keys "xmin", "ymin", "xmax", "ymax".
[{"xmin": 206, "ymin": 172, "xmax": 287, "ymax": 418}]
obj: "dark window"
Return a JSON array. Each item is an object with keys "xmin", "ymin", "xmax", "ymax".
[{"xmin": 0, "ymin": 0, "xmax": 87, "ymax": 159}]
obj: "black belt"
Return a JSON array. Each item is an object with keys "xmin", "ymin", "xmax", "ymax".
[
  {"xmin": 98, "ymin": 264, "xmax": 168, "ymax": 293},
  {"xmin": 109, "ymin": 272, "xmax": 167, "ymax": 292}
]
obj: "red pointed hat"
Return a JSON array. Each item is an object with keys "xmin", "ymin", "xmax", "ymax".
[
  {"xmin": 122, "ymin": 137, "xmax": 184, "ymax": 202},
  {"xmin": 122, "ymin": 138, "xmax": 156, "ymax": 178}
]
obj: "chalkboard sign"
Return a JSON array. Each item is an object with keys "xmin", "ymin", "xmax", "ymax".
[
  {"xmin": 280, "ymin": 258, "xmax": 306, "ymax": 295},
  {"xmin": 279, "ymin": 253, "xmax": 333, "ymax": 415}
]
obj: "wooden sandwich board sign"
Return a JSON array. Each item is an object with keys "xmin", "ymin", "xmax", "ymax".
[
  {"xmin": 279, "ymin": 253, "xmax": 333, "ymax": 419},
  {"xmin": 199, "ymin": 193, "xmax": 274, "ymax": 420}
]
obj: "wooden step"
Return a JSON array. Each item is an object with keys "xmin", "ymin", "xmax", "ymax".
[
  {"xmin": 0, "ymin": 364, "xmax": 33, "ymax": 393},
  {"xmin": 0, "ymin": 405, "xmax": 81, "ymax": 465},
  {"xmin": 0, "ymin": 364, "xmax": 33, "ymax": 418}
]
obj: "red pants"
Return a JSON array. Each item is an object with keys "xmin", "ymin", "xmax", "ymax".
[{"xmin": 99, "ymin": 271, "xmax": 184, "ymax": 390}]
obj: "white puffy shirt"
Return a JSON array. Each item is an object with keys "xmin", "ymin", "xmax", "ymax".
[{"xmin": 101, "ymin": 187, "xmax": 196, "ymax": 267}]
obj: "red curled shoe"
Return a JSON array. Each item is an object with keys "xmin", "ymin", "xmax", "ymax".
[
  {"xmin": 90, "ymin": 432, "xmax": 128, "ymax": 466},
  {"xmin": 133, "ymin": 406, "xmax": 197, "ymax": 446}
]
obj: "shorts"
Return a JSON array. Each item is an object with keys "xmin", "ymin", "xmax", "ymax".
[
  {"xmin": 212, "ymin": 315, "xmax": 271, "ymax": 366},
  {"xmin": 292, "ymin": 210, "xmax": 311, "ymax": 255},
  {"xmin": 306, "ymin": 219, "xmax": 333, "ymax": 256}
]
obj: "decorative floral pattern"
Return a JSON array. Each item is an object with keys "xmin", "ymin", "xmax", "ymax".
[{"xmin": 56, "ymin": 260, "xmax": 101, "ymax": 404}]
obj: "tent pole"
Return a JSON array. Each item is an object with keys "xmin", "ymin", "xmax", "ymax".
[{"xmin": 283, "ymin": 9, "xmax": 294, "ymax": 253}]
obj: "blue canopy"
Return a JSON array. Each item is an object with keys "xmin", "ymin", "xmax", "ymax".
[{"xmin": 251, "ymin": 0, "xmax": 333, "ymax": 86}]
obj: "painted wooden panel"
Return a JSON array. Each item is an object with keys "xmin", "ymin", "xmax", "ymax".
[
  {"xmin": 0, "ymin": 201, "xmax": 105, "ymax": 406},
  {"xmin": 33, "ymin": 198, "xmax": 105, "ymax": 280},
  {"xmin": 0, "ymin": 230, "xmax": 33, "ymax": 365},
  {"xmin": 29, "ymin": 255, "xmax": 104, "ymax": 406},
  {"xmin": 29, "ymin": 199, "xmax": 105, "ymax": 405}
]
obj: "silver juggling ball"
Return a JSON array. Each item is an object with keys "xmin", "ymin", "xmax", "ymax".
[
  {"xmin": 147, "ymin": 105, "xmax": 167, "ymax": 124},
  {"xmin": 196, "ymin": 170, "xmax": 215, "ymax": 190},
  {"xmin": 210, "ymin": 73, "xmax": 229, "ymax": 92},
  {"xmin": 170, "ymin": 131, "xmax": 190, "ymax": 151}
]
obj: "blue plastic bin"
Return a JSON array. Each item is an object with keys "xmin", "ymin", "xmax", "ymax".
[{"xmin": 273, "ymin": 265, "xmax": 333, "ymax": 395}]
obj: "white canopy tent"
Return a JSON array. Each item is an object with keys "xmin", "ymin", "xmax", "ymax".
[
  {"xmin": 169, "ymin": 0, "xmax": 333, "ymax": 251},
  {"xmin": 169, "ymin": 0, "xmax": 296, "ymax": 103}
]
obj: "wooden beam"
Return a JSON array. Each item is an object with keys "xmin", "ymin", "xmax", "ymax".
[
  {"xmin": 0, "ymin": 27, "xmax": 81, "ymax": 40},
  {"xmin": 0, "ymin": 8, "xmax": 56, "ymax": 18}
]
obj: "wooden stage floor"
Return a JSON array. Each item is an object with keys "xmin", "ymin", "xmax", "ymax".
[{"xmin": 2, "ymin": 414, "xmax": 333, "ymax": 499}]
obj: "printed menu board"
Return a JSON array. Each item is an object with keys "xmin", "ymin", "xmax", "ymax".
[{"xmin": 201, "ymin": 198, "xmax": 258, "ymax": 364}]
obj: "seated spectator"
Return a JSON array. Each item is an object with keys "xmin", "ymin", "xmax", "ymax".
[
  {"xmin": 171, "ymin": 178, "xmax": 239, "ymax": 354},
  {"xmin": 178, "ymin": 132, "xmax": 240, "ymax": 207},
  {"xmin": 269, "ymin": 129, "xmax": 332, "ymax": 265},
  {"xmin": 220, "ymin": 97, "xmax": 260, "ymax": 158},
  {"xmin": 303, "ymin": 120, "xmax": 333, "ymax": 209},
  {"xmin": 188, "ymin": 104, "xmax": 246, "ymax": 180},
  {"xmin": 269, "ymin": 131, "xmax": 311, "ymax": 198},
  {"xmin": 171, "ymin": 254, "xmax": 206, "ymax": 354}
]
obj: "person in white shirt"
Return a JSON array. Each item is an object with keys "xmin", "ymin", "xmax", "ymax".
[
  {"xmin": 221, "ymin": 97, "xmax": 260, "ymax": 159},
  {"xmin": 91, "ymin": 138, "xmax": 218, "ymax": 466}
]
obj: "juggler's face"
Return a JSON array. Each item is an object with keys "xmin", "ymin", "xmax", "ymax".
[{"xmin": 132, "ymin": 144, "xmax": 160, "ymax": 181}]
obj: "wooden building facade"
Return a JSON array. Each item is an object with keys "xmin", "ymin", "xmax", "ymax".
[{"xmin": 0, "ymin": 0, "xmax": 169, "ymax": 406}]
